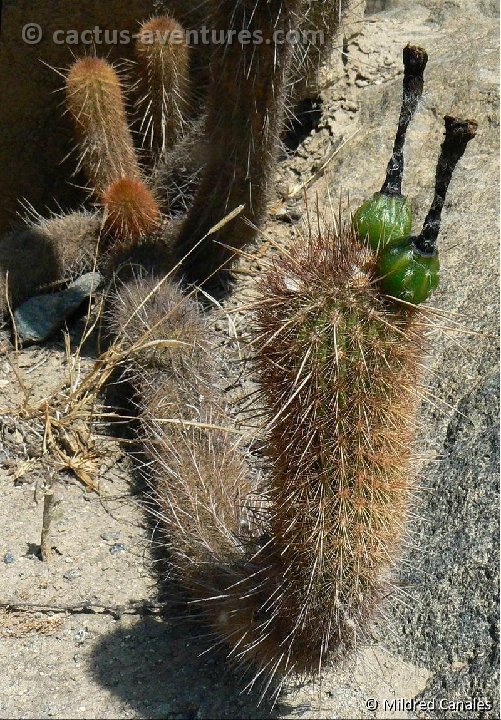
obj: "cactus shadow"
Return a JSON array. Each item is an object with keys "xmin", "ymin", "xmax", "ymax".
[
  {"xmin": 283, "ymin": 97, "xmax": 323, "ymax": 153},
  {"xmin": 90, "ymin": 614, "xmax": 286, "ymax": 719}
]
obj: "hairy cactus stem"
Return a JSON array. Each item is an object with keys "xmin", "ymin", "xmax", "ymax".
[
  {"xmin": 65, "ymin": 57, "xmax": 140, "ymax": 195},
  {"xmin": 135, "ymin": 15, "xmax": 190, "ymax": 158},
  {"xmin": 173, "ymin": 0, "xmax": 302, "ymax": 285}
]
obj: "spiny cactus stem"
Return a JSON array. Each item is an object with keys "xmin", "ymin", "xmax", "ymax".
[
  {"xmin": 414, "ymin": 115, "xmax": 478, "ymax": 255},
  {"xmin": 381, "ymin": 44, "xmax": 428, "ymax": 198}
]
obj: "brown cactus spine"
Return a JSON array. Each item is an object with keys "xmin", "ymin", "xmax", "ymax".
[
  {"xmin": 108, "ymin": 275, "xmax": 250, "ymax": 593},
  {"xmin": 65, "ymin": 57, "xmax": 140, "ymax": 195},
  {"xmin": 101, "ymin": 176, "xmax": 161, "ymax": 245},
  {"xmin": 133, "ymin": 218, "xmax": 425, "ymax": 689},
  {"xmin": 173, "ymin": 0, "xmax": 301, "ymax": 285},
  {"xmin": 134, "ymin": 16, "xmax": 190, "ymax": 158},
  {"xmin": 242, "ymin": 223, "xmax": 423, "ymax": 675}
]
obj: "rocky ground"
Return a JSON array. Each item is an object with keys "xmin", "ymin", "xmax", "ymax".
[{"xmin": 0, "ymin": 1, "xmax": 499, "ymax": 718}]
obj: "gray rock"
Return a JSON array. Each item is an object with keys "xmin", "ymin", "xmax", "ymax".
[
  {"xmin": 3, "ymin": 551, "xmax": 15, "ymax": 564},
  {"xmin": 13, "ymin": 272, "xmax": 103, "ymax": 343},
  {"xmin": 100, "ymin": 532, "xmax": 121, "ymax": 543},
  {"xmin": 63, "ymin": 568, "xmax": 82, "ymax": 581}
]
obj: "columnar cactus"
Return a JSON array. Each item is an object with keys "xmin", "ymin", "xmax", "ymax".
[
  {"xmin": 135, "ymin": 15, "xmax": 190, "ymax": 157},
  {"xmin": 65, "ymin": 57, "xmax": 140, "ymax": 195},
  {"xmin": 0, "ymin": 0, "xmax": 479, "ymax": 703},
  {"xmin": 173, "ymin": 0, "xmax": 302, "ymax": 285}
]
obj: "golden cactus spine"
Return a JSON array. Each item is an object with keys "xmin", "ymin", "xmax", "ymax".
[
  {"xmin": 102, "ymin": 177, "xmax": 160, "ymax": 246},
  {"xmin": 65, "ymin": 57, "xmax": 140, "ymax": 195}
]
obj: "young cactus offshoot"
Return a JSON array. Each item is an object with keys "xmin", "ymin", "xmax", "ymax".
[
  {"xmin": 134, "ymin": 16, "xmax": 190, "ymax": 158},
  {"xmin": 378, "ymin": 115, "xmax": 478, "ymax": 304},
  {"xmin": 353, "ymin": 44, "xmax": 428, "ymax": 252},
  {"xmin": 65, "ymin": 57, "xmax": 140, "ymax": 196}
]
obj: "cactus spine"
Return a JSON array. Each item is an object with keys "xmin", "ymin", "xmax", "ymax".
[
  {"xmin": 102, "ymin": 177, "xmax": 161, "ymax": 245},
  {"xmin": 0, "ymin": 211, "xmax": 100, "ymax": 316},
  {"xmin": 65, "ymin": 57, "xmax": 140, "ymax": 195},
  {"xmin": 130, "ymin": 218, "xmax": 425, "ymax": 685},
  {"xmin": 135, "ymin": 16, "xmax": 190, "ymax": 158},
  {"xmin": 173, "ymin": 0, "xmax": 301, "ymax": 285},
  {"xmin": 292, "ymin": 0, "xmax": 347, "ymax": 101},
  {"xmin": 65, "ymin": 57, "xmax": 163, "ymax": 250},
  {"xmin": 109, "ymin": 275, "xmax": 250, "ymax": 591}
]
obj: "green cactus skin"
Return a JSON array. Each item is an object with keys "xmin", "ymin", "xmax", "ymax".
[
  {"xmin": 352, "ymin": 192, "xmax": 412, "ymax": 252},
  {"xmin": 377, "ymin": 238, "xmax": 440, "ymax": 304}
]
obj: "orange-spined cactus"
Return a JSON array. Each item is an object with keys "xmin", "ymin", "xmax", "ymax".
[
  {"xmin": 128, "ymin": 217, "xmax": 425, "ymax": 687},
  {"xmin": 65, "ymin": 57, "xmax": 140, "ymax": 195},
  {"xmin": 102, "ymin": 176, "xmax": 161, "ymax": 245}
]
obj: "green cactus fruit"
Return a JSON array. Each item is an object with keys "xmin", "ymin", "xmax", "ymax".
[
  {"xmin": 377, "ymin": 238, "xmax": 440, "ymax": 303},
  {"xmin": 353, "ymin": 44, "xmax": 428, "ymax": 251},
  {"xmin": 376, "ymin": 114, "xmax": 478, "ymax": 304},
  {"xmin": 353, "ymin": 192, "xmax": 412, "ymax": 252}
]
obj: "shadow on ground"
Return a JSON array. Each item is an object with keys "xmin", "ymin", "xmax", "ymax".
[{"xmin": 90, "ymin": 614, "xmax": 288, "ymax": 719}]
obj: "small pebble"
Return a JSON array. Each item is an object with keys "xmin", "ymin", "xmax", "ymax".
[
  {"xmin": 74, "ymin": 628, "xmax": 87, "ymax": 643},
  {"xmin": 63, "ymin": 569, "xmax": 82, "ymax": 581},
  {"xmin": 100, "ymin": 531, "xmax": 120, "ymax": 542},
  {"xmin": 3, "ymin": 551, "xmax": 15, "ymax": 564},
  {"xmin": 109, "ymin": 543, "xmax": 126, "ymax": 555},
  {"xmin": 274, "ymin": 206, "xmax": 302, "ymax": 224}
]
